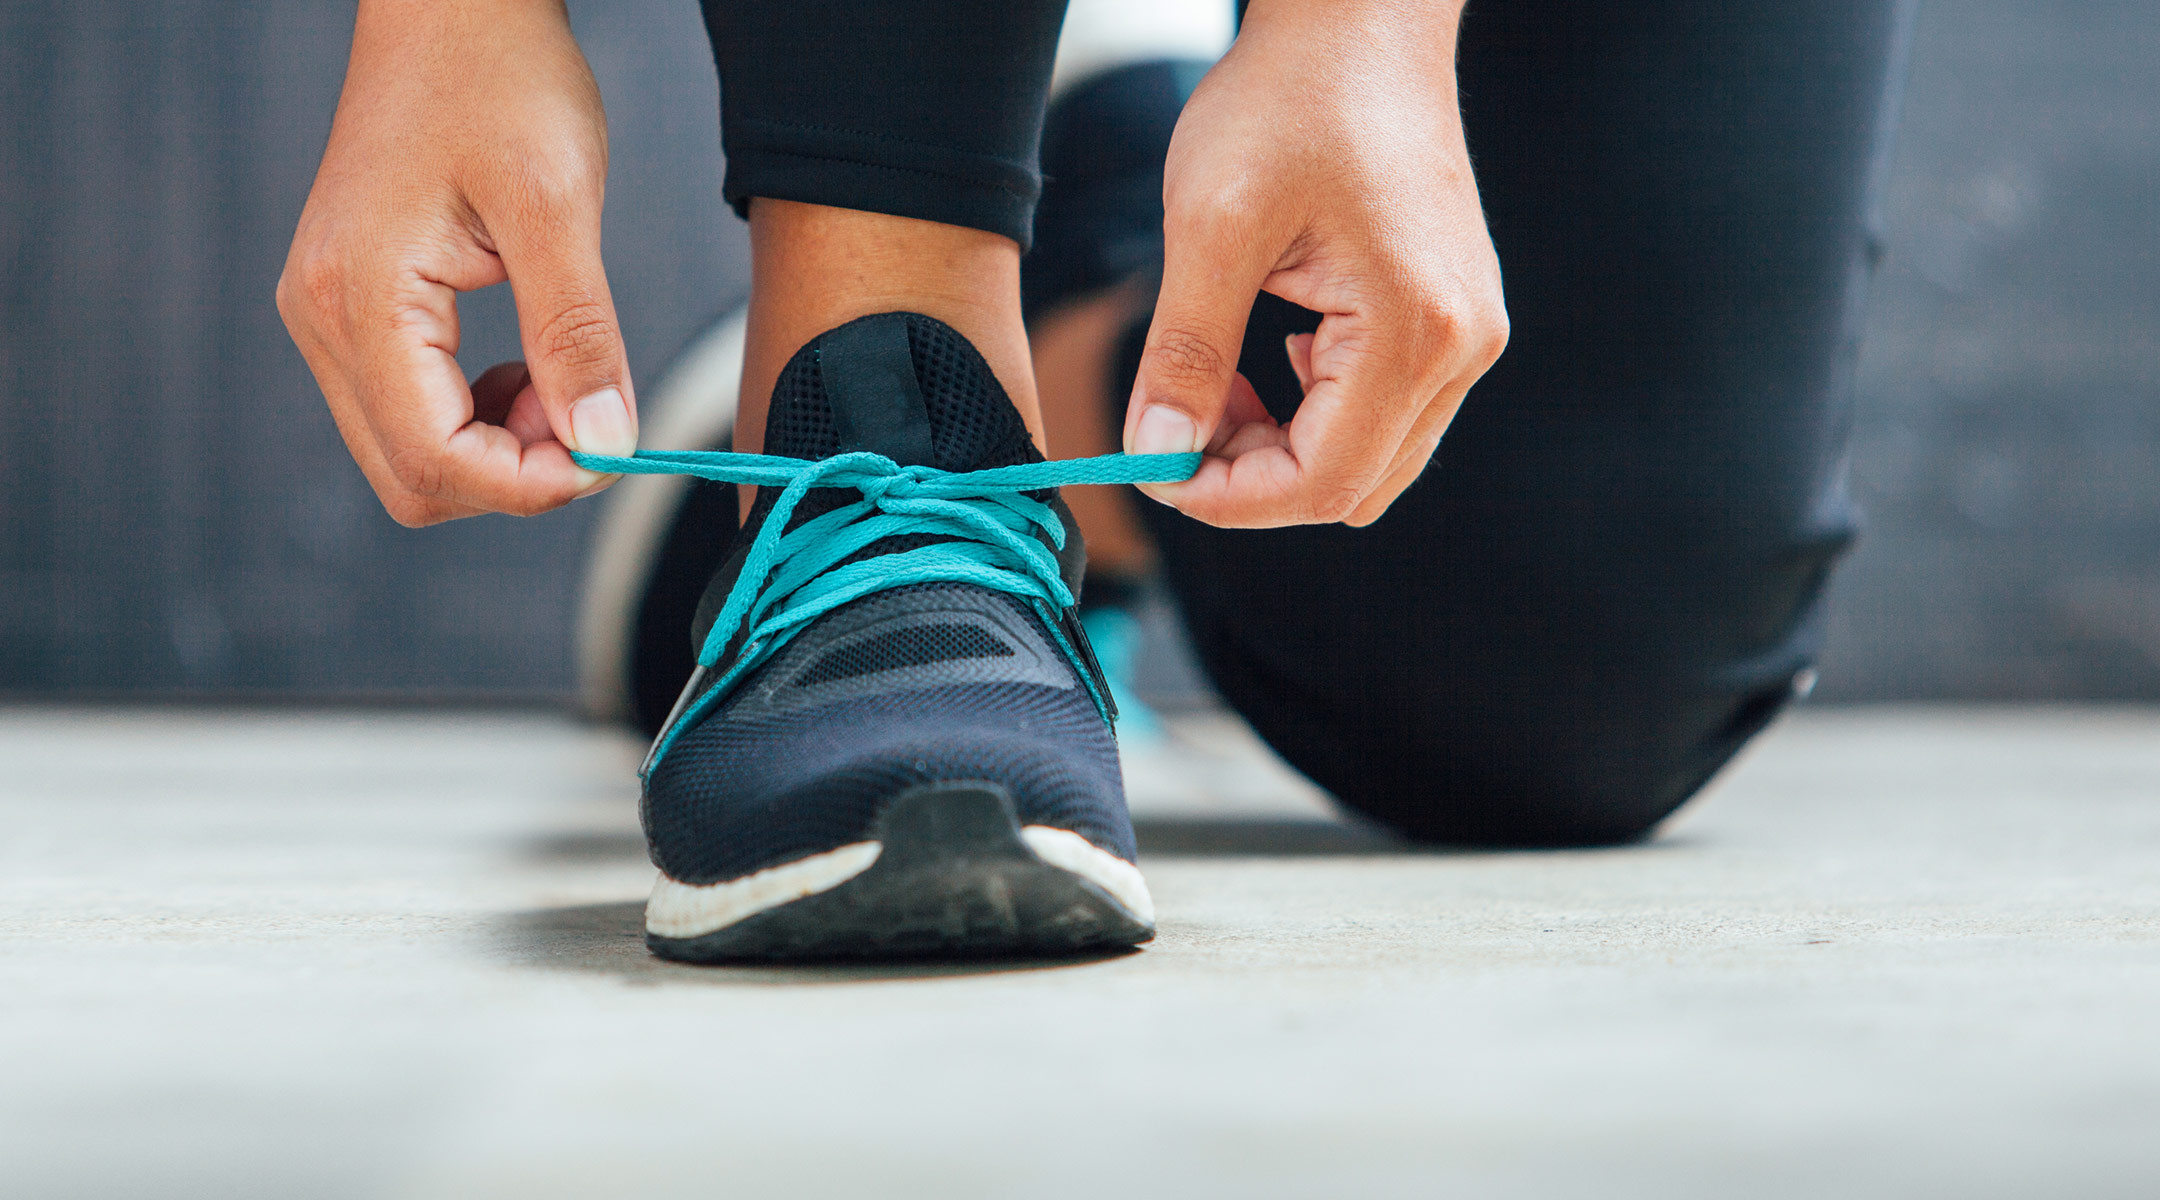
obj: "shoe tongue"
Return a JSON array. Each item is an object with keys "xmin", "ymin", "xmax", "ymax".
[
  {"xmin": 762, "ymin": 312, "xmax": 1040, "ymax": 474},
  {"xmin": 689, "ymin": 312, "xmax": 1083, "ymax": 675}
]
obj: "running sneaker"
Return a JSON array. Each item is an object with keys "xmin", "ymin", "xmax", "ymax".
[
  {"xmin": 618, "ymin": 312, "xmax": 1165, "ymax": 962},
  {"xmin": 583, "ymin": 61, "xmax": 1222, "ymax": 741}
]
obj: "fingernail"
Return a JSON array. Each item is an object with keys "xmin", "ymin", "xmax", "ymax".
[
  {"xmin": 568, "ymin": 388, "xmax": 635, "ymax": 457},
  {"xmin": 1131, "ymin": 405, "xmax": 1199, "ymax": 456}
]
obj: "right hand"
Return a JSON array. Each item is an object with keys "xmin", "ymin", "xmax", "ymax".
[
  {"xmin": 1121, "ymin": 0, "xmax": 1506, "ymax": 529},
  {"xmin": 277, "ymin": 0, "xmax": 636, "ymax": 526}
]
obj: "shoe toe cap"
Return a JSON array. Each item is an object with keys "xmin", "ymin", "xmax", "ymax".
[{"xmin": 644, "ymin": 681, "xmax": 1132, "ymax": 886}]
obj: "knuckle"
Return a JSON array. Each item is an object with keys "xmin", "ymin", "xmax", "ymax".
[
  {"xmin": 1480, "ymin": 304, "xmax": 1513, "ymax": 365},
  {"xmin": 381, "ymin": 443, "xmax": 450, "ymax": 500},
  {"xmin": 1307, "ymin": 478, "xmax": 1366, "ymax": 524},
  {"xmin": 273, "ymin": 269, "xmax": 298, "ymax": 323},
  {"xmin": 281, "ymin": 248, "xmax": 345, "ymax": 325},
  {"xmin": 1168, "ymin": 177, "xmax": 1262, "ymax": 242},
  {"xmin": 508, "ymin": 492, "xmax": 567, "ymax": 519},
  {"xmin": 535, "ymin": 300, "xmax": 620, "ymax": 373},
  {"xmin": 493, "ymin": 151, "xmax": 600, "ymax": 232},
  {"xmin": 379, "ymin": 491, "xmax": 439, "ymax": 529},
  {"xmin": 1147, "ymin": 326, "xmax": 1233, "ymax": 390},
  {"xmin": 1403, "ymin": 289, "xmax": 1511, "ymax": 373},
  {"xmin": 1410, "ymin": 303, "xmax": 1463, "ymax": 351},
  {"xmin": 543, "ymin": 138, "xmax": 608, "ymax": 190}
]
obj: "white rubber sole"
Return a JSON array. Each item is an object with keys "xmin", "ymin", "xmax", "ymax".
[
  {"xmin": 646, "ymin": 824, "xmax": 1154, "ymax": 942},
  {"xmin": 1016, "ymin": 825, "xmax": 1155, "ymax": 924},
  {"xmin": 647, "ymin": 841, "xmax": 883, "ymax": 940}
]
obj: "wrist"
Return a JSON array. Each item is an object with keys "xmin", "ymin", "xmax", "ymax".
[
  {"xmin": 353, "ymin": 0, "xmax": 569, "ymax": 46},
  {"xmin": 357, "ymin": 0, "xmax": 562, "ymax": 19},
  {"xmin": 1237, "ymin": 0, "xmax": 1464, "ymax": 66}
]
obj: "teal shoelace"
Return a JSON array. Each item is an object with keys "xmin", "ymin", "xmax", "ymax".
[{"xmin": 572, "ymin": 448, "xmax": 1201, "ymax": 771}]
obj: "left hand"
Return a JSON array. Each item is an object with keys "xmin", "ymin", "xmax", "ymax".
[{"xmin": 1122, "ymin": 0, "xmax": 1508, "ymax": 528}]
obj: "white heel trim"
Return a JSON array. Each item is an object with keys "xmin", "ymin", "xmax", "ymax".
[
  {"xmin": 646, "ymin": 841, "xmax": 881, "ymax": 939},
  {"xmin": 1019, "ymin": 826, "xmax": 1155, "ymax": 925}
]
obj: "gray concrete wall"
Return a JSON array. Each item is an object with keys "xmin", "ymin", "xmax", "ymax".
[
  {"xmin": 1816, "ymin": 0, "xmax": 2160, "ymax": 699},
  {"xmin": 2, "ymin": 1, "xmax": 2154, "ymax": 700},
  {"xmin": 0, "ymin": 1, "xmax": 749, "ymax": 697}
]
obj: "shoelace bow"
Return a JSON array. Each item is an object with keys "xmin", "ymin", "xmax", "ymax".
[{"xmin": 573, "ymin": 448, "xmax": 1201, "ymax": 768}]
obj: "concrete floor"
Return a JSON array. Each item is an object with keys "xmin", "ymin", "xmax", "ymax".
[{"xmin": 2, "ymin": 706, "xmax": 2157, "ymax": 1199}]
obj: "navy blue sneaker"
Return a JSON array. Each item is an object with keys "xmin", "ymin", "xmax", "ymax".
[
  {"xmin": 593, "ymin": 61, "xmax": 1219, "ymax": 739},
  {"xmin": 634, "ymin": 313, "xmax": 1155, "ymax": 962}
]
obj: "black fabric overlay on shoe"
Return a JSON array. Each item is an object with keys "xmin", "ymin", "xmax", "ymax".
[
  {"xmin": 633, "ymin": 476, "xmax": 739, "ymax": 737},
  {"xmin": 793, "ymin": 622, "xmax": 1013, "ymax": 688}
]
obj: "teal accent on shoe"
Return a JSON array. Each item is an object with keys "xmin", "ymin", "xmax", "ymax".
[
  {"xmin": 1079, "ymin": 605, "xmax": 1161, "ymax": 743},
  {"xmin": 573, "ymin": 448, "xmax": 1200, "ymax": 774}
]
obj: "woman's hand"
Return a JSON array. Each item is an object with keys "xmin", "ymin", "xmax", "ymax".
[
  {"xmin": 277, "ymin": 0, "xmax": 635, "ymax": 526},
  {"xmin": 1123, "ymin": 0, "xmax": 1507, "ymax": 528}
]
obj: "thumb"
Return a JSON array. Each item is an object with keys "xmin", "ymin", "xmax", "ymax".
[
  {"xmin": 1123, "ymin": 215, "xmax": 1273, "ymax": 458},
  {"xmin": 496, "ymin": 213, "xmax": 638, "ymax": 460}
]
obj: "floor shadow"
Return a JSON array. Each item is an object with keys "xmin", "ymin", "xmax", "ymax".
[
  {"xmin": 496, "ymin": 901, "xmax": 1141, "ymax": 985},
  {"xmin": 1133, "ymin": 816, "xmax": 1414, "ymax": 857},
  {"xmin": 518, "ymin": 816, "xmax": 1421, "ymax": 866},
  {"xmin": 500, "ymin": 820, "xmax": 1690, "ymax": 980},
  {"xmin": 1130, "ymin": 818, "xmax": 1711, "ymax": 859},
  {"xmin": 523, "ymin": 830, "xmax": 646, "ymax": 864}
]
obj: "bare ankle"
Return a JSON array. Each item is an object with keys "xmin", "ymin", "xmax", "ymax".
[
  {"xmin": 1030, "ymin": 280, "xmax": 1159, "ymax": 578},
  {"xmin": 738, "ymin": 200, "xmax": 1040, "ymax": 471}
]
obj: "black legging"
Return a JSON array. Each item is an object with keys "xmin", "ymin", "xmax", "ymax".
[{"xmin": 698, "ymin": 0, "xmax": 1912, "ymax": 844}]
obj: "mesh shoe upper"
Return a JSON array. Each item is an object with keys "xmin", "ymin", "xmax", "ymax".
[{"xmin": 641, "ymin": 313, "xmax": 1133, "ymax": 887}]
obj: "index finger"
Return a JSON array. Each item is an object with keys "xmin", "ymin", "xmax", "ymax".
[
  {"xmin": 1147, "ymin": 309, "xmax": 1429, "ymax": 527},
  {"xmin": 353, "ymin": 270, "xmax": 599, "ymax": 517}
]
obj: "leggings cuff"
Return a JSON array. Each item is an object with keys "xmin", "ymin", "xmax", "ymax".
[{"xmin": 721, "ymin": 117, "xmax": 1043, "ymax": 249}]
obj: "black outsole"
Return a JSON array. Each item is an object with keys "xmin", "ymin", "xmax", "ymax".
[{"xmin": 646, "ymin": 782, "xmax": 1155, "ymax": 964}]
